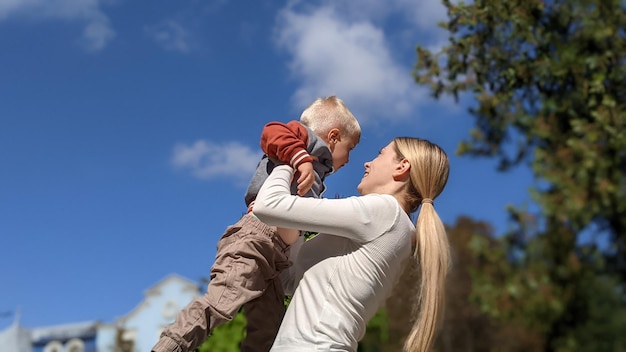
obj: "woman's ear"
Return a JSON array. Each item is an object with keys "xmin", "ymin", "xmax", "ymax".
[{"xmin": 392, "ymin": 159, "xmax": 411, "ymax": 181}]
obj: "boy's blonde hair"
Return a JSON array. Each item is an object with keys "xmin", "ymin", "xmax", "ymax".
[{"xmin": 300, "ymin": 96, "xmax": 361, "ymax": 143}]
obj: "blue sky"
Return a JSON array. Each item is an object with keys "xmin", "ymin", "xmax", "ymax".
[{"xmin": 0, "ymin": 0, "xmax": 535, "ymax": 330}]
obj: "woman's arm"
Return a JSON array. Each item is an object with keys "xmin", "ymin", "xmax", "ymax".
[{"xmin": 253, "ymin": 165, "xmax": 398, "ymax": 243}]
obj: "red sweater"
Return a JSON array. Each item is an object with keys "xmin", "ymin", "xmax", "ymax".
[{"xmin": 260, "ymin": 120, "xmax": 314, "ymax": 169}]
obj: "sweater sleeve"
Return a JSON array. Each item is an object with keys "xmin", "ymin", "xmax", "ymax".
[
  {"xmin": 260, "ymin": 121, "xmax": 314, "ymax": 169},
  {"xmin": 253, "ymin": 165, "xmax": 400, "ymax": 243}
]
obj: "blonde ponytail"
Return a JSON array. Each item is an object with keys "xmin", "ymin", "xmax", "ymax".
[
  {"xmin": 405, "ymin": 203, "xmax": 449, "ymax": 351},
  {"xmin": 393, "ymin": 137, "xmax": 450, "ymax": 352}
]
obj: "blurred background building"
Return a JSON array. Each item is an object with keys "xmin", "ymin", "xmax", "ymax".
[{"xmin": 0, "ymin": 275, "xmax": 200, "ymax": 352}]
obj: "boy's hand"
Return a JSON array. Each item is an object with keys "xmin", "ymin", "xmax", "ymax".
[{"xmin": 296, "ymin": 162, "xmax": 315, "ymax": 196}]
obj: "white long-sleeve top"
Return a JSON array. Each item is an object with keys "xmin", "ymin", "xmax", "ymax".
[{"xmin": 253, "ymin": 165, "xmax": 415, "ymax": 352}]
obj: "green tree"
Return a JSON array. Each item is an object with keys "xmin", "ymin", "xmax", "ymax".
[
  {"xmin": 358, "ymin": 309, "xmax": 390, "ymax": 352},
  {"xmin": 414, "ymin": 0, "xmax": 626, "ymax": 350},
  {"xmin": 415, "ymin": 0, "xmax": 626, "ymax": 270},
  {"xmin": 196, "ymin": 311, "xmax": 246, "ymax": 352},
  {"xmin": 469, "ymin": 211, "xmax": 626, "ymax": 351},
  {"xmin": 440, "ymin": 216, "xmax": 544, "ymax": 352}
]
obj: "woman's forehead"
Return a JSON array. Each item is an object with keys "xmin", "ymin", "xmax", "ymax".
[{"xmin": 382, "ymin": 141, "xmax": 395, "ymax": 151}]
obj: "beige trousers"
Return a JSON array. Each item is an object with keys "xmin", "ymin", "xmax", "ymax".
[{"xmin": 152, "ymin": 214, "xmax": 291, "ymax": 352}]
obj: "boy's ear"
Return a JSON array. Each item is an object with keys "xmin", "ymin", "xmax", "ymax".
[{"xmin": 327, "ymin": 128, "xmax": 340, "ymax": 144}]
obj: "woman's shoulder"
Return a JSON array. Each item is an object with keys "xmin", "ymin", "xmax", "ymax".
[
  {"xmin": 361, "ymin": 193, "xmax": 413, "ymax": 218},
  {"xmin": 355, "ymin": 194, "xmax": 404, "ymax": 218},
  {"xmin": 353, "ymin": 194, "xmax": 412, "ymax": 241},
  {"xmin": 359, "ymin": 193, "xmax": 400, "ymax": 206}
]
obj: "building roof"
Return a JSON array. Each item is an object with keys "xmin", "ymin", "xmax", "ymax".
[
  {"xmin": 144, "ymin": 274, "xmax": 200, "ymax": 296},
  {"xmin": 116, "ymin": 274, "xmax": 200, "ymax": 324},
  {"xmin": 30, "ymin": 321, "xmax": 99, "ymax": 343}
]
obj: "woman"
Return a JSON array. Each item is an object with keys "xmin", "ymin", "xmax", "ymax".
[{"xmin": 253, "ymin": 137, "xmax": 450, "ymax": 352}]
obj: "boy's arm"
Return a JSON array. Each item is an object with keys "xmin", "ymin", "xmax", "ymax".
[
  {"xmin": 261, "ymin": 120, "xmax": 312, "ymax": 168},
  {"xmin": 261, "ymin": 121, "xmax": 315, "ymax": 196},
  {"xmin": 276, "ymin": 227, "xmax": 300, "ymax": 245},
  {"xmin": 295, "ymin": 162, "xmax": 315, "ymax": 196}
]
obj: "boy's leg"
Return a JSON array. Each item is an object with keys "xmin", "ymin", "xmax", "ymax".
[
  {"xmin": 153, "ymin": 295, "xmax": 225, "ymax": 352},
  {"xmin": 240, "ymin": 276, "xmax": 286, "ymax": 352},
  {"xmin": 240, "ymin": 234, "xmax": 291, "ymax": 352},
  {"xmin": 152, "ymin": 215, "xmax": 279, "ymax": 352}
]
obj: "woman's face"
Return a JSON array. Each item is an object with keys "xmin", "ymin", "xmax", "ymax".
[{"xmin": 357, "ymin": 141, "xmax": 400, "ymax": 195}]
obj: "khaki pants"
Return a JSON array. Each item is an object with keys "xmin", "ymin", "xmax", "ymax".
[{"xmin": 152, "ymin": 214, "xmax": 291, "ymax": 352}]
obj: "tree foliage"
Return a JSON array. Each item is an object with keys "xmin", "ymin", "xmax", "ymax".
[
  {"xmin": 442, "ymin": 217, "xmax": 545, "ymax": 352},
  {"xmin": 196, "ymin": 311, "xmax": 246, "ymax": 352},
  {"xmin": 469, "ymin": 211, "xmax": 626, "ymax": 351},
  {"xmin": 414, "ymin": 0, "xmax": 626, "ymax": 263},
  {"xmin": 414, "ymin": 2, "xmax": 626, "ymax": 349},
  {"xmin": 383, "ymin": 217, "xmax": 546, "ymax": 352}
]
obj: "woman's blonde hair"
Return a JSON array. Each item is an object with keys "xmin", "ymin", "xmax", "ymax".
[
  {"xmin": 300, "ymin": 96, "xmax": 361, "ymax": 143},
  {"xmin": 393, "ymin": 137, "xmax": 450, "ymax": 352}
]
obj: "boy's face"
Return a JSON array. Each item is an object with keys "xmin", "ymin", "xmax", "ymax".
[{"xmin": 330, "ymin": 134, "xmax": 358, "ymax": 172}]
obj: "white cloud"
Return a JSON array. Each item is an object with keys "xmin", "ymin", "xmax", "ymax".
[
  {"xmin": 316, "ymin": 0, "xmax": 445, "ymax": 29},
  {"xmin": 145, "ymin": 20, "xmax": 193, "ymax": 53},
  {"xmin": 144, "ymin": 0, "xmax": 229, "ymax": 53},
  {"xmin": 171, "ymin": 140, "xmax": 263, "ymax": 184},
  {"xmin": 294, "ymin": 0, "xmax": 447, "ymax": 45},
  {"xmin": 0, "ymin": 0, "xmax": 115, "ymax": 51},
  {"xmin": 273, "ymin": 0, "xmax": 449, "ymax": 125},
  {"xmin": 395, "ymin": 0, "xmax": 447, "ymax": 31},
  {"xmin": 80, "ymin": 14, "xmax": 115, "ymax": 51},
  {"xmin": 0, "ymin": 0, "xmax": 116, "ymax": 51}
]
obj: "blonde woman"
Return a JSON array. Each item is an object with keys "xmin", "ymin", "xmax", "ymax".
[{"xmin": 253, "ymin": 137, "xmax": 450, "ymax": 352}]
